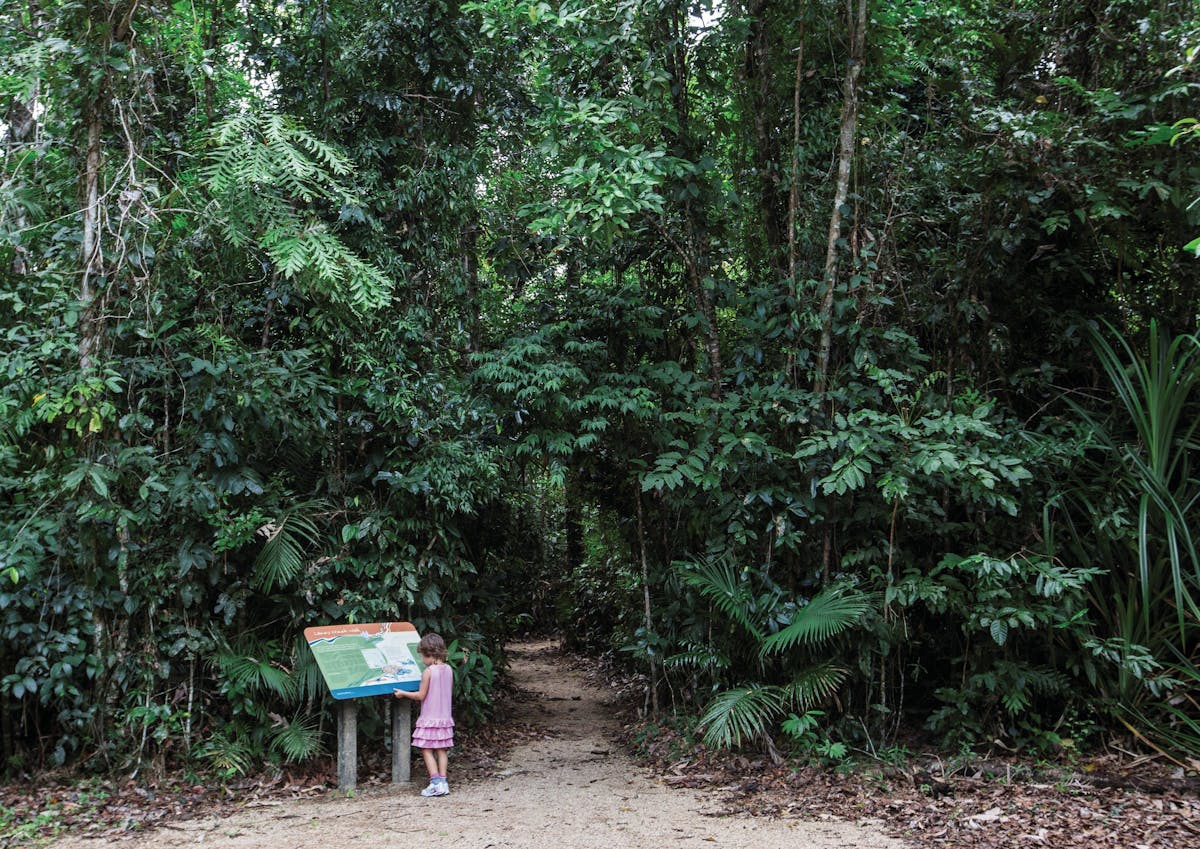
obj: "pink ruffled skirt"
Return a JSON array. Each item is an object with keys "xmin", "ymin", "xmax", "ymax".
[{"xmin": 412, "ymin": 718, "xmax": 454, "ymax": 749}]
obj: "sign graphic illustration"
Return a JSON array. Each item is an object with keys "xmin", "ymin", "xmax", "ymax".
[{"xmin": 304, "ymin": 621, "xmax": 423, "ymax": 700}]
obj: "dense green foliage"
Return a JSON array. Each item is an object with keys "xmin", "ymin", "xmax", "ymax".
[{"xmin": 1, "ymin": 0, "xmax": 1197, "ymax": 776}]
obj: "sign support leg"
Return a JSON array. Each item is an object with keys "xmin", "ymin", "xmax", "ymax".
[
  {"xmin": 392, "ymin": 699, "xmax": 411, "ymax": 785},
  {"xmin": 337, "ymin": 700, "xmax": 357, "ymax": 791}
]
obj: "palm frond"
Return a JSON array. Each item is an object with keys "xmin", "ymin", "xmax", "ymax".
[
  {"xmin": 293, "ymin": 635, "xmax": 328, "ymax": 704},
  {"xmin": 199, "ymin": 727, "xmax": 254, "ymax": 777},
  {"xmin": 269, "ymin": 712, "xmax": 326, "ymax": 762},
  {"xmin": 253, "ymin": 508, "xmax": 322, "ymax": 593},
  {"xmin": 783, "ymin": 663, "xmax": 850, "ymax": 710},
  {"xmin": 698, "ymin": 684, "xmax": 788, "ymax": 749},
  {"xmin": 677, "ymin": 557, "xmax": 763, "ymax": 640},
  {"xmin": 216, "ymin": 646, "xmax": 298, "ymax": 700},
  {"xmin": 759, "ymin": 587, "xmax": 872, "ymax": 656},
  {"xmin": 663, "ymin": 644, "xmax": 731, "ymax": 672}
]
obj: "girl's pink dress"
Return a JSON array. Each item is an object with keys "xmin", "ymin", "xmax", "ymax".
[{"xmin": 412, "ymin": 663, "xmax": 454, "ymax": 749}]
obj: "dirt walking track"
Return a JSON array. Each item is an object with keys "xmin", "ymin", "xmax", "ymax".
[{"xmin": 53, "ymin": 641, "xmax": 902, "ymax": 849}]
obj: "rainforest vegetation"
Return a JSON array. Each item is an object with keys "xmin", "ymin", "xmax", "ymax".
[{"xmin": 1, "ymin": 0, "xmax": 1198, "ymax": 778}]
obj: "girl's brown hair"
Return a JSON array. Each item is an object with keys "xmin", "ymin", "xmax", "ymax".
[{"xmin": 418, "ymin": 632, "xmax": 447, "ymax": 661}]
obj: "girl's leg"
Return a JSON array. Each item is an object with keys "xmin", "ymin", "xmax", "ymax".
[
  {"xmin": 435, "ymin": 748, "xmax": 448, "ymax": 780},
  {"xmin": 421, "ymin": 748, "xmax": 438, "ymax": 780}
]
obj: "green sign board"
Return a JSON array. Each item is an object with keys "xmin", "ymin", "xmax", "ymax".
[{"xmin": 304, "ymin": 622, "xmax": 424, "ymax": 700}]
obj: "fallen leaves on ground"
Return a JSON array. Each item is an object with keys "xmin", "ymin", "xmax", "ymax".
[{"xmin": 629, "ymin": 724, "xmax": 1200, "ymax": 849}]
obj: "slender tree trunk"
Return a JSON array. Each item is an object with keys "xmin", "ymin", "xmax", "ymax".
[
  {"xmin": 79, "ymin": 100, "xmax": 104, "ymax": 372},
  {"xmin": 813, "ymin": 0, "xmax": 867, "ymax": 395},
  {"xmin": 787, "ymin": 17, "xmax": 805, "ymax": 294},
  {"xmin": 635, "ymin": 487, "xmax": 660, "ymax": 715},
  {"xmin": 4, "ymin": 94, "xmax": 36, "ymax": 276},
  {"xmin": 565, "ymin": 472, "xmax": 584, "ymax": 575},
  {"xmin": 5, "ymin": 0, "xmax": 40, "ymax": 280},
  {"xmin": 684, "ymin": 259, "xmax": 723, "ymax": 399},
  {"xmin": 261, "ymin": 291, "xmax": 276, "ymax": 348},
  {"xmin": 320, "ymin": 0, "xmax": 330, "ymax": 105},
  {"xmin": 80, "ymin": 1, "xmax": 140, "ymax": 757},
  {"xmin": 462, "ymin": 219, "xmax": 479, "ymax": 352},
  {"xmin": 203, "ymin": 0, "xmax": 220, "ymax": 123},
  {"xmin": 80, "ymin": 87, "xmax": 109, "ymax": 743},
  {"xmin": 79, "ymin": 1, "xmax": 138, "ymax": 371},
  {"xmin": 0, "ymin": 683, "xmax": 12, "ymax": 766}
]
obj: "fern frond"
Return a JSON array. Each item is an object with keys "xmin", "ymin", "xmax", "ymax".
[
  {"xmin": 1016, "ymin": 664, "xmax": 1072, "ymax": 695},
  {"xmin": 759, "ymin": 587, "xmax": 872, "ymax": 656},
  {"xmin": 0, "ymin": 40, "xmax": 54, "ymax": 100},
  {"xmin": 202, "ymin": 112, "xmax": 393, "ymax": 311},
  {"xmin": 699, "ymin": 684, "xmax": 788, "ymax": 749}
]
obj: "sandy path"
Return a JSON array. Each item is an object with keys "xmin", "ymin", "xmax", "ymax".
[{"xmin": 53, "ymin": 641, "xmax": 903, "ymax": 849}]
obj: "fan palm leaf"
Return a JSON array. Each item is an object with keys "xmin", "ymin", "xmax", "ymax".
[
  {"xmin": 678, "ymin": 557, "xmax": 764, "ymax": 641},
  {"xmin": 253, "ymin": 504, "xmax": 323, "ymax": 592},
  {"xmin": 783, "ymin": 663, "xmax": 850, "ymax": 710},
  {"xmin": 759, "ymin": 586, "xmax": 872, "ymax": 656},
  {"xmin": 200, "ymin": 727, "xmax": 254, "ymax": 777},
  {"xmin": 698, "ymin": 684, "xmax": 788, "ymax": 749},
  {"xmin": 215, "ymin": 641, "xmax": 298, "ymax": 700},
  {"xmin": 269, "ymin": 712, "xmax": 326, "ymax": 762}
]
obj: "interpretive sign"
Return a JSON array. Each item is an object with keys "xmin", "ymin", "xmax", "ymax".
[{"xmin": 304, "ymin": 621, "xmax": 423, "ymax": 700}]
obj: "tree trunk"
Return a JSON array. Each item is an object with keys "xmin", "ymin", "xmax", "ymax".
[
  {"xmin": 79, "ymin": 1, "xmax": 140, "ymax": 756},
  {"xmin": 565, "ymin": 471, "xmax": 584, "ymax": 575},
  {"xmin": 5, "ymin": 0, "xmax": 41, "ymax": 280},
  {"xmin": 203, "ymin": 0, "xmax": 220, "ymax": 122},
  {"xmin": 813, "ymin": 0, "xmax": 867, "ymax": 395},
  {"xmin": 4, "ymin": 94, "xmax": 37, "ymax": 276},
  {"xmin": 79, "ymin": 1, "xmax": 139, "ymax": 371},
  {"xmin": 320, "ymin": 0, "xmax": 331, "ymax": 105},
  {"xmin": 462, "ymin": 219, "xmax": 479, "ymax": 352},
  {"xmin": 635, "ymin": 487, "xmax": 660, "ymax": 715},
  {"xmin": 685, "ymin": 260, "xmax": 723, "ymax": 399},
  {"xmin": 79, "ymin": 99, "xmax": 104, "ymax": 372}
]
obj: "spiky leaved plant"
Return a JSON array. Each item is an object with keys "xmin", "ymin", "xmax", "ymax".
[{"xmin": 1060, "ymin": 320, "xmax": 1200, "ymax": 758}]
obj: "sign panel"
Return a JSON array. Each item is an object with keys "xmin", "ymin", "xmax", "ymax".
[{"xmin": 304, "ymin": 622, "xmax": 424, "ymax": 700}]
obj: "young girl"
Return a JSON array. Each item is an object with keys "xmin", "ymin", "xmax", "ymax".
[{"xmin": 394, "ymin": 632, "xmax": 454, "ymax": 796}]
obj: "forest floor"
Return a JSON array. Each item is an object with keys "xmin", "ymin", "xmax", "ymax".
[{"xmin": 8, "ymin": 640, "xmax": 1199, "ymax": 848}]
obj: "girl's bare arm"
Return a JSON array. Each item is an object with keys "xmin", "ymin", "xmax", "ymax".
[{"xmin": 393, "ymin": 666, "xmax": 431, "ymax": 701}]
